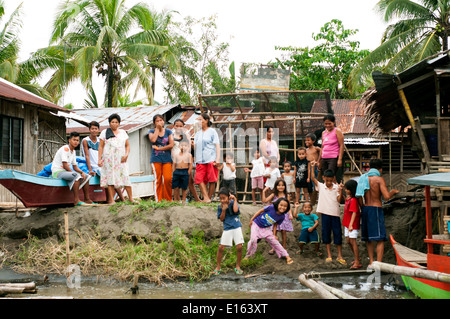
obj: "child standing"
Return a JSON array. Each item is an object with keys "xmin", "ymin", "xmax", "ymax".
[
  {"xmin": 244, "ymin": 198, "xmax": 294, "ymax": 265},
  {"xmin": 263, "ymin": 156, "xmax": 281, "ymax": 198},
  {"xmin": 172, "ymin": 137, "xmax": 193, "ymax": 204},
  {"xmin": 262, "ymin": 179, "xmax": 294, "ymax": 254},
  {"xmin": 311, "ymin": 162, "xmax": 346, "ymax": 265},
  {"xmin": 281, "ymin": 161, "xmax": 296, "ymax": 202},
  {"xmin": 244, "ymin": 148, "xmax": 265, "ymax": 205},
  {"xmin": 293, "ymin": 202, "xmax": 321, "ymax": 256},
  {"xmin": 342, "ymin": 179, "xmax": 362, "ymax": 269},
  {"xmin": 215, "ymin": 188, "xmax": 244, "ymax": 275},
  {"xmin": 293, "ymin": 147, "xmax": 310, "ymax": 203},
  {"xmin": 305, "ymin": 133, "xmax": 321, "ymax": 204},
  {"xmin": 220, "ymin": 152, "xmax": 237, "ymax": 196}
]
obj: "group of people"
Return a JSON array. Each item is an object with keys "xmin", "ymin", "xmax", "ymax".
[
  {"xmin": 51, "ymin": 113, "xmax": 135, "ymax": 206},
  {"xmin": 51, "ymin": 112, "xmax": 398, "ymax": 273},
  {"xmin": 215, "ymin": 157, "xmax": 399, "ymax": 274}
]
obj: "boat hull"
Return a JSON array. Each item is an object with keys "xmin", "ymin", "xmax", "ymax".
[
  {"xmin": 0, "ymin": 169, "xmax": 154, "ymax": 208},
  {"xmin": 390, "ymin": 236, "xmax": 450, "ymax": 299}
]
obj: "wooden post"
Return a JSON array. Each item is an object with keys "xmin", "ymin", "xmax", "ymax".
[
  {"xmin": 425, "ymin": 185, "xmax": 433, "ymax": 254},
  {"xmin": 64, "ymin": 211, "xmax": 70, "ymax": 266}
]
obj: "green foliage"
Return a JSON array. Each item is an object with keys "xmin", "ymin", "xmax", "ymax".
[
  {"xmin": 348, "ymin": 0, "xmax": 450, "ymax": 93},
  {"xmin": 272, "ymin": 19, "xmax": 370, "ymax": 99}
]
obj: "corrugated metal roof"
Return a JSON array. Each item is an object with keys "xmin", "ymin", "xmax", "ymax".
[
  {"xmin": 311, "ymin": 99, "xmax": 370, "ymax": 134},
  {"xmin": 66, "ymin": 104, "xmax": 180, "ymax": 134},
  {"xmin": 0, "ymin": 77, "xmax": 69, "ymax": 113}
]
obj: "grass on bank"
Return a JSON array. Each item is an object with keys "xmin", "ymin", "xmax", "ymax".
[{"xmin": 5, "ymin": 200, "xmax": 264, "ymax": 284}]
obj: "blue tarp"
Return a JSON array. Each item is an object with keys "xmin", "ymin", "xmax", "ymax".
[
  {"xmin": 37, "ymin": 156, "xmax": 90, "ymax": 177},
  {"xmin": 407, "ymin": 173, "xmax": 450, "ymax": 187}
]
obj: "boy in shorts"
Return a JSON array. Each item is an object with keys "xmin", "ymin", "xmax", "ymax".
[
  {"xmin": 293, "ymin": 202, "xmax": 320, "ymax": 256},
  {"xmin": 172, "ymin": 138, "xmax": 193, "ymax": 204},
  {"xmin": 51, "ymin": 132, "xmax": 93, "ymax": 206},
  {"xmin": 214, "ymin": 188, "xmax": 244, "ymax": 275}
]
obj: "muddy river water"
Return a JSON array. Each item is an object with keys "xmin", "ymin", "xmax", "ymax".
[{"xmin": 1, "ymin": 267, "xmax": 414, "ymax": 299}]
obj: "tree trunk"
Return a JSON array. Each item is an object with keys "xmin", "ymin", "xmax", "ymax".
[{"xmin": 107, "ymin": 67, "xmax": 114, "ymax": 108}]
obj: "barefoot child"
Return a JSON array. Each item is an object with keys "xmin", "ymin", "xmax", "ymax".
[
  {"xmin": 220, "ymin": 152, "xmax": 237, "ymax": 196},
  {"xmin": 262, "ymin": 156, "xmax": 281, "ymax": 202},
  {"xmin": 215, "ymin": 188, "xmax": 244, "ymax": 275},
  {"xmin": 293, "ymin": 147, "xmax": 310, "ymax": 202},
  {"xmin": 311, "ymin": 162, "xmax": 346, "ymax": 265},
  {"xmin": 342, "ymin": 179, "xmax": 362, "ymax": 269},
  {"xmin": 281, "ymin": 161, "xmax": 296, "ymax": 202},
  {"xmin": 244, "ymin": 148, "xmax": 265, "ymax": 205},
  {"xmin": 172, "ymin": 136, "xmax": 193, "ymax": 203},
  {"xmin": 262, "ymin": 179, "xmax": 294, "ymax": 254},
  {"xmin": 305, "ymin": 133, "xmax": 321, "ymax": 204},
  {"xmin": 293, "ymin": 202, "xmax": 321, "ymax": 256},
  {"xmin": 244, "ymin": 198, "xmax": 294, "ymax": 265}
]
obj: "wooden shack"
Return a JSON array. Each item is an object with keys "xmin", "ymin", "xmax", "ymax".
[
  {"xmin": 360, "ymin": 53, "xmax": 450, "ymax": 174},
  {"xmin": 0, "ymin": 78, "xmax": 69, "ymax": 204}
]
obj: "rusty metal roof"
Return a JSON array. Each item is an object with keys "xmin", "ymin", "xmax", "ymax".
[
  {"xmin": 0, "ymin": 77, "xmax": 69, "ymax": 113},
  {"xmin": 311, "ymin": 99, "xmax": 371, "ymax": 134},
  {"xmin": 66, "ymin": 104, "xmax": 181, "ymax": 134}
]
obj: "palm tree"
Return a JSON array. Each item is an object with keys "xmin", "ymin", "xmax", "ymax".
[
  {"xmin": 349, "ymin": 0, "xmax": 450, "ymax": 93},
  {"xmin": 48, "ymin": 0, "xmax": 169, "ymax": 107}
]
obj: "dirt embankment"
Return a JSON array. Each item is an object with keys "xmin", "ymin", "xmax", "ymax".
[{"xmin": 0, "ymin": 200, "xmax": 426, "ymax": 277}]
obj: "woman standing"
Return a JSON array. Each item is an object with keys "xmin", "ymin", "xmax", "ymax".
[
  {"xmin": 193, "ymin": 113, "xmax": 221, "ymax": 203},
  {"xmin": 318, "ymin": 114, "xmax": 344, "ymax": 183},
  {"xmin": 98, "ymin": 113, "xmax": 134, "ymax": 204},
  {"xmin": 148, "ymin": 114, "xmax": 174, "ymax": 202}
]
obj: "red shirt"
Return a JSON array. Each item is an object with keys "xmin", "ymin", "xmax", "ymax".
[{"xmin": 342, "ymin": 197, "xmax": 360, "ymax": 230}]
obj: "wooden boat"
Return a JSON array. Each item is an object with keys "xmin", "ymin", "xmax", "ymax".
[
  {"xmin": 0, "ymin": 169, "xmax": 154, "ymax": 208},
  {"xmin": 390, "ymin": 172, "xmax": 450, "ymax": 299}
]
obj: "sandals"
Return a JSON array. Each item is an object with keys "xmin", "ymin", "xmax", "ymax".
[
  {"xmin": 234, "ymin": 268, "xmax": 243, "ymax": 275},
  {"xmin": 213, "ymin": 269, "xmax": 221, "ymax": 276},
  {"xmin": 336, "ymin": 258, "xmax": 347, "ymax": 265},
  {"xmin": 350, "ymin": 263, "xmax": 363, "ymax": 270},
  {"xmin": 286, "ymin": 256, "xmax": 294, "ymax": 264}
]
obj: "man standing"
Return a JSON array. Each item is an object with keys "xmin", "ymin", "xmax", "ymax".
[
  {"xmin": 356, "ymin": 159, "xmax": 399, "ymax": 266},
  {"xmin": 52, "ymin": 132, "xmax": 93, "ymax": 206}
]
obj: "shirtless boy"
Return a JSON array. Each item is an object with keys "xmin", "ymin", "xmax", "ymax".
[
  {"xmin": 356, "ymin": 158, "xmax": 399, "ymax": 266},
  {"xmin": 172, "ymin": 138, "xmax": 193, "ymax": 203},
  {"xmin": 305, "ymin": 133, "xmax": 321, "ymax": 204}
]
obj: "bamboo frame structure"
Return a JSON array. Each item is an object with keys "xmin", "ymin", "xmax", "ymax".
[{"xmin": 197, "ymin": 90, "xmax": 333, "ymax": 202}]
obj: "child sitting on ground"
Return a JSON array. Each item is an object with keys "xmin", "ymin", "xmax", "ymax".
[
  {"xmin": 244, "ymin": 148, "xmax": 265, "ymax": 205},
  {"xmin": 293, "ymin": 202, "xmax": 321, "ymax": 256},
  {"xmin": 214, "ymin": 187, "xmax": 244, "ymax": 275},
  {"xmin": 244, "ymin": 198, "xmax": 294, "ymax": 265}
]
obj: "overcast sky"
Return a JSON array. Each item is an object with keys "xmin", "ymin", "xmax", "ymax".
[{"xmin": 5, "ymin": 0, "xmax": 387, "ymax": 107}]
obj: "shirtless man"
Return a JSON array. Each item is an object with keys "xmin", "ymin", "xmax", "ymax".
[
  {"xmin": 305, "ymin": 133, "xmax": 321, "ymax": 205},
  {"xmin": 356, "ymin": 158, "xmax": 399, "ymax": 266}
]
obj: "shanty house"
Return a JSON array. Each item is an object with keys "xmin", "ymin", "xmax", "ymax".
[{"xmin": 0, "ymin": 78, "xmax": 70, "ymax": 203}]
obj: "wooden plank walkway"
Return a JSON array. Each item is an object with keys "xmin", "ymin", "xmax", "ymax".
[{"xmin": 393, "ymin": 242, "xmax": 427, "ymax": 268}]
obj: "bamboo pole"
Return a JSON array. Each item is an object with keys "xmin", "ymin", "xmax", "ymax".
[
  {"xmin": 316, "ymin": 281, "xmax": 358, "ymax": 299},
  {"xmin": 298, "ymin": 274, "xmax": 338, "ymax": 299},
  {"xmin": 64, "ymin": 211, "xmax": 70, "ymax": 266},
  {"xmin": 371, "ymin": 261, "xmax": 450, "ymax": 283}
]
